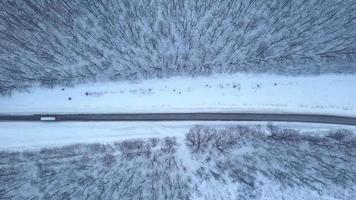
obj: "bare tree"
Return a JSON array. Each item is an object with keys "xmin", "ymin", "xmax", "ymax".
[{"xmin": 1, "ymin": 0, "xmax": 356, "ymax": 94}]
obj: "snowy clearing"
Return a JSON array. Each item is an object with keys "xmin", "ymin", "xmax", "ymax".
[
  {"xmin": 1, "ymin": 121, "xmax": 355, "ymax": 150},
  {"xmin": 0, "ymin": 74, "xmax": 355, "ymax": 116}
]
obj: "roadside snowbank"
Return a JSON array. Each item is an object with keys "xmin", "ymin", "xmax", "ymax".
[
  {"xmin": 1, "ymin": 121, "xmax": 354, "ymax": 150},
  {"xmin": 0, "ymin": 74, "xmax": 355, "ymax": 116}
]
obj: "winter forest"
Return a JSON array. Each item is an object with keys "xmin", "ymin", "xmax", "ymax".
[
  {"xmin": 1, "ymin": 125, "xmax": 355, "ymax": 200},
  {"xmin": 1, "ymin": 1, "xmax": 356, "ymax": 199},
  {"xmin": 1, "ymin": 0, "xmax": 356, "ymax": 94}
]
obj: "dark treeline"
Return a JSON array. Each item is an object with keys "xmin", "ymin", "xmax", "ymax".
[
  {"xmin": 1, "ymin": 126, "xmax": 356, "ymax": 199},
  {"xmin": 186, "ymin": 125, "xmax": 356, "ymax": 199},
  {"xmin": 0, "ymin": 137, "xmax": 191, "ymax": 200},
  {"xmin": 0, "ymin": 0, "xmax": 356, "ymax": 94}
]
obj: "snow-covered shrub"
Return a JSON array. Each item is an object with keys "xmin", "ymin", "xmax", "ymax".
[
  {"xmin": 1, "ymin": 126, "xmax": 355, "ymax": 199},
  {"xmin": 186, "ymin": 125, "xmax": 356, "ymax": 199},
  {"xmin": 0, "ymin": 137, "xmax": 191, "ymax": 200}
]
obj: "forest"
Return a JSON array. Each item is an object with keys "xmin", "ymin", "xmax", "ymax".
[
  {"xmin": 0, "ymin": 0, "xmax": 355, "ymax": 94},
  {"xmin": 1, "ymin": 125, "xmax": 355, "ymax": 199}
]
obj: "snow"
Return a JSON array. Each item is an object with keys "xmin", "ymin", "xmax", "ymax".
[
  {"xmin": 1, "ymin": 122, "xmax": 355, "ymax": 199},
  {"xmin": 0, "ymin": 121, "xmax": 238, "ymax": 150},
  {"xmin": 1, "ymin": 121, "xmax": 354, "ymax": 150},
  {"xmin": 0, "ymin": 73, "xmax": 355, "ymax": 116}
]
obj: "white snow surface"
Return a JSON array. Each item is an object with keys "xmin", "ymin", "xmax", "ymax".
[
  {"xmin": 0, "ymin": 121, "xmax": 232, "ymax": 150},
  {"xmin": 1, "ymin": 121, "xmax": 354, "ymax": 150},
  {"xmin": 0, "ymin": 73, "xmax": 355, "ymax": 116},
  {"xmin": 1, "ymin": 122, "xmax": 355, "ymax": 200}
]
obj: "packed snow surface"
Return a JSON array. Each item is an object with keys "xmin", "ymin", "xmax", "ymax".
[
  {"xmin": 1, "ymin": 121, "xmax": 355, "ymax": 150},
  {"xmin": 0, "ymin": 74, "xmax": 355, "ymax": 116}
]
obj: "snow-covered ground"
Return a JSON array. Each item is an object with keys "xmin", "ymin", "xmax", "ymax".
[
  {"xmin": 0, "ymin": 74, "xmax": 355, "ymax": 116},
  {"xmin": 1, "ymin": 121, "xmax": 355, "ymax": 150},
  {"xmin": 1, "ymin": 124, "xmax": 355, "ymax": 200}
]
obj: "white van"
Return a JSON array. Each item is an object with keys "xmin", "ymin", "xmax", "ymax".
[{"xmin": 40, "ymin": 116, "xmax": 56, "ymax": 121}]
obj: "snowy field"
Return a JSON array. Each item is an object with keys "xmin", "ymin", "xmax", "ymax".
[
  {"xmin": 0, "ymin": 74, "xmax": 355, "ymax": 116},
  {"xmin": 0, "ymin": 121, "xmax": 224, "ymax": 150},
  {"xmin": 1, "ymin": 121, "xmax": 355, "ymax": 150}
]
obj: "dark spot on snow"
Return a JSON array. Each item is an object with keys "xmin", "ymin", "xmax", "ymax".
[
  {"xmin": 233, "ymin": 85, "xmax": 237, "ymax": 88},
  {"xmin": 68, "ymin": 97, "xmax": 72, "ymax": 100},
  {"xmin": 61, "ymin": 88, "xmax": 65, "ymax": 91},
  {"xmin": 205, "ymin": 84, "xmax": 209, "ymax": 87},
  {"xmin": 274, "ymin": 83, "xmax": 277, "ymax": 86},
  {"xmin": 148, "ymin": 88, "xmax": 151, "ymax": 91},
  {"xmin": 173, "ymin": 89, "xmax": 176, "ymax": 92},
  {"xmin": 257, "ymin": 84, "xmax": 261, "ymax": 88},
  {"xmin": 85, "ymin": 92, "xmax": 89, "ymax": 96},
  {"xmin": 179, "ymin": 91, "xmax": 181, "ymax": 94}
]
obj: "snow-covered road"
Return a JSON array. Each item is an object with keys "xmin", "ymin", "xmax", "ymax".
[{"xmin": 2, "ymin": 113, "xmax": 356, "ymax": 126}]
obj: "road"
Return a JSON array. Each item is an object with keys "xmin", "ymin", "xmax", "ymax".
[{"xmin": 0, "ymin": 113, "xmax": 356, "ymax": 126}]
